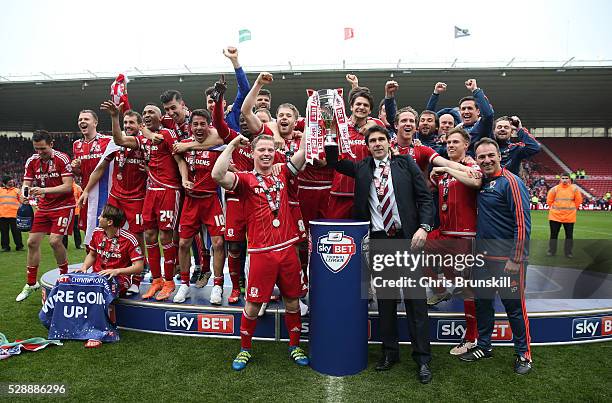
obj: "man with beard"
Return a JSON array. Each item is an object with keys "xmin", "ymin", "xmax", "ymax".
[
  {"xmin": 416, "ymin": 110, "xmax": 446, "ymax": 156},
  {"xmin": 493, "ymin": 116, "xmax": 540, "ymax": 174},
  {"xmin": 173, "ymin": 109, "xmax": 226, "ymax": 304},
  {"xmin": 79, "ymin": 110, "xmax": 147, "ymax": 294},
  {"xmin": 72, "ymin": 109, "xmax": 112, "ymax": 235}
]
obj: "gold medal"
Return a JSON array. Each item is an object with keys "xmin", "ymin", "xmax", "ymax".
[
  {"xmin": 441, "ymin": 203, "xmax": 448, "ymax": 211},
  {"xmin": 116, "ymin": 172, "xmax": 123, "ymax": 181},
  {"xmin": 272, "ymin": 219, "xmax": 281, "ymax": 228}
]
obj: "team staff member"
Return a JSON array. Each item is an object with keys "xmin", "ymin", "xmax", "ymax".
[
  {"xmin": 493, "ymin": 116, "xmax": 541, "ymax": 175},
  {"xmin": 327, "ymin": 125, "xmax": 435, "ymax": 384},
  {"xmin": 16, "ymin": 131, "xmax": 75, "ymax": 302},
  {"xmin": 0, "ymin": 176, "xmax": 23, "ymax": 252},
  {"xmin": 212, "ymin": 133, "xmax": 309, "ymax": 371},
  {"xmin": 546, "ymin": 173, "xmax": 582, "ymax": 258},
  {"xmin": 73, "ymin": 204, "xmax": 144, "ymax": 348},
  {"xmin": 63, "ymin": 181, "xmax": 83, "ymax": 249},
  {"xmin": 459, "ymin": 138, "xmax": 532, "ymax": 375}
]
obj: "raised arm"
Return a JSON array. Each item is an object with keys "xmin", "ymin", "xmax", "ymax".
[
  {"xmin": 212, "ymin": 135, "xmax": 247, "ymax": 190},
  {"xmin": 513, "ymin": 118, "xmax": 541, "ymax": 158},
  {"xmin": 431, "ymin": 166, "xmax": 482, "ymax": 189},
  {"xmin": 384, "ymin": 80, "xmax": 399, "ymax": 130},
  {"xmin": 466, "ymin": 79, "xmax": 494, "ymax": 145},
  {"xmin": 241, "ymin": 72, "xmax": 271, "ymax": 135},
  {"xmin": 224, "ymin": 47, "xmax": 251, "ymax": 132},
  {"xmin": 101, "ymin": 101, "xmax": 138, "ymax": 149}
]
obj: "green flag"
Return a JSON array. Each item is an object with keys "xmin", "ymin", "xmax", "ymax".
[{"xmin": 239, "ymin": 29, "xmax": 251, "ymax": 43}]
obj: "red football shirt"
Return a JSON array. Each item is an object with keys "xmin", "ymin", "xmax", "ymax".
[
  {"xmin": 90, "ymin": 228, "xmax": 144, "ymax": 272},
  {"xmin": 161, "ymin": 114, "xmax": 191, "ymax": 141},
  {"xmin": 391, "ymin": 141, "xmax": 439, "ymax": 172},
  {"xmin": 433, "ymin": 161, "xmax": 479, "ymax": 236},
  {"xmin": 259, "ymin": 124, "xmax": 300, "ymax": 205},
  {"xmin": 105, "ymin": 145, "xmax": 147, "ymax": 200},
  {"xmin": 135, "ymin": 129, "xmax": 181, "ymax": 189},
  {"xmin": 23, "ymin": 151, "xmax": 75, "ymax": 211},
  {"xmin": 330, "ymin": 124, "xmax": 371, "ymax": 197},
  {"xmin": 179, "ymin": 138, "xmax": 222, "ymax": 196},
  {"xmin": 231, "ymin": 164, "xmax": 300, "ymax": 253},
  {"xmin": 73, "ymin": 134, "xmax": 112, "ymax": 189}
]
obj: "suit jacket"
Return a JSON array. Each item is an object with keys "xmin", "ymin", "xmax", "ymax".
[{"xmin": 326, "ymin": 146, "xmax": 434, "ymax": 237}]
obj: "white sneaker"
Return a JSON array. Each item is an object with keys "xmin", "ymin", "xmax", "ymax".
[
  {"xmin": 450, "ymin": 339, "xmax": 477, "ymax": 355},
  {"xmin": 16, "ymin": 282, "xmax": 40, "ymax": 302},
  {"xmin": 210, "ymin": 285, "xmax": 223, "ymax": 305},
  {"xmin": 258, "ymin": 302, "xmax": 268, "ymax": 317},
  {"xmin": 126, "ymin": 284, "xmax": 139, "ymax": 296},
  {"xmin": 144, "ymin": 272, "xmax": 152, "ymax": 282},
  {"xmin": 173, "ymin": 284, "xmax": 191, "ymax": 303},
  {"xmin": 299, "ymin": 299, "xmax": 309, "ymax": 317}
]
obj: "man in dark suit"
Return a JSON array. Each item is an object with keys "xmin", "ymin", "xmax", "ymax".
[{"xmin": 326, "ymin": 125, "xmax": 435, "ymax": 384}]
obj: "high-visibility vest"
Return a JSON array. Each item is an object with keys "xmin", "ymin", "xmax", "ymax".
[
  {"xmin": 0, "ymin": 187, "xmax": 20, "ymax": 218},
  {"xmin": 73, "ymin": 183, "xmax": 82, "ymax": 216},
  {"xmin": 547, "ymin": 182, "xmax": 583, "ymax": 223}
]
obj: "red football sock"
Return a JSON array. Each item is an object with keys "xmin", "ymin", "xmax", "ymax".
[
  {"xmin": 58, "ymin": 261, "xmax": 69, "ymax": 275},
  {"xmin": 464, "ymin": 299, "xmax": 478, "ymax": 342},
  {"xmin": 26, "ymin": 265, "xmax": 38, "ymax": 286},
  {"xmin": 162, "ymin": 242, "xmax": 177, "ymax": 281},
  {"xmin": 213, "ymin": 275, "xmax": 224, "ymax": 287},
  {"xmin": 299, "ymin": 248, "xmax": 309, "ymax": 286},
  {"xmin": 284, "ymin": 311, "xmax": 302, "ymax": 347},
  {"xmin": 146, "ymin": 243, "xmax": 161, "ymax": 279},
  {"xmin": 180, "ymin": 270, "xmax": 190, "ymax": 285},
  {"xmin": 240, "ymin": 311, "xmax": 258, "ymax": 350},
  {"xmin": 228, "ymin": 255, "xmax": 241, "ymax": 290}
]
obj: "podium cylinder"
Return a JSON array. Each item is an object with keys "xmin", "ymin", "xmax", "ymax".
[{"xmin": 308, "ymin": 219, "xmax": 369, "ymax": 376}]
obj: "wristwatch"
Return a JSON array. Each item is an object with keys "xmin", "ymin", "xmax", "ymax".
[{"xmin": 420, "ymin": 224, "xmax": 432, "ymax": 232}]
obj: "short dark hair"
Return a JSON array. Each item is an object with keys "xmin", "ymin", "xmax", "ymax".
[
  {"xmin": 364, "ymin": 125, "xmax": 391, "ymax": 143},
  {"xmin": 560, "ymin": 173, "xmax": 570, "ymax": 178},
  {"xmin": 474, "ymin": 137, "xmax": 500, "ymax": 155},
  {"xmin": 2, "ymin": 175, "xmax": 11, "ymax": 185},
  {"xmin": 32, "ymin": 130, "xmax": 53, "ymax": 144},
  {"xmin": 459, "ymin": 96, "xmax": 479, "ymax": 109},
  {"xmin": 123, "ymin": 110, "xmax": 143, "ymax": 124},
  {"xmin": 160, "ymin": 90, "xmax": 182, "ymax": 104},
  {"xmin": 349, "ymin": 88, "xmax": 374, "ymax": 109},
  {"xmin": 79, "ymin": 109, "xmax": 98, "ymax": 122},
  {"xmin": 419, "ymin": 109, "xmax": 439, "ymax": 128},
  {"xmin": 101, "ymin": 204, "xmax": 125, "ymax": 228},
  {"xmin": 257, "ymin": 89, "xmax": 271, "ymax": 98},
  {"xmin": 190, "ymin": 108, "xmax": 211, "ymax": 124}
]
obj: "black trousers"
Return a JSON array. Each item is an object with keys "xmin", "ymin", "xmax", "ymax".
[
  {"xmin": 548, "ymin": 220, "xmax": 574, "ymax": 255},
  {"xmin": 0, "ymin": 217, "xmax": 23, "ymax": 250},
  {"xmin": 371, "ymin": 230, "xmax": 431, "ymax": 365}
]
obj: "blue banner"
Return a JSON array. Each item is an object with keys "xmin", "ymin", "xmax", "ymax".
[{"xmin": 39, "ymin": 273, "xmax": 120, "ymax": 342}]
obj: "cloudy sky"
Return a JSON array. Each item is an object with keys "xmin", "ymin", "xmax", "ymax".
[{"xmin": 1, "ymin": 0, "xmax": 610, "ymax": 80}]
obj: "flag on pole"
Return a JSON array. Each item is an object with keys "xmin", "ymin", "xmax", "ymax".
[
  {"xmin": 239, "ymin": 29, "xmax": 252, "ymax": 43},
  {"xmin": 344, "ymin": 27, "xmax": 354, "ymax": 40},
  {"xmin": 454, "ymin": 26, "xmax": 470, "ymax": 38}
]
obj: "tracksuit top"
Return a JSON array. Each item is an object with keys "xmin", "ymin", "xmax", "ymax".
[{"xmin": 499, "ymin": 128, "xmax": 541, "ymax": 174}]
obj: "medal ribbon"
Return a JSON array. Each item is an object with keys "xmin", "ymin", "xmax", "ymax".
[{"xmin": 254, "ymin": 172, "xmax": 282, "ymax": 216}]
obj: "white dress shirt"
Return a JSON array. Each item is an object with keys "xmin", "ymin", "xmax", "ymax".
[{"xmin": 368, "ymin": 157, "xmax": 402, "ymax": 232}]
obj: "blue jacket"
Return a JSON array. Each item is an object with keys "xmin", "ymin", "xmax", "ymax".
[
  {"xmin": 425, "ymin": 94, "xmax": 461, "ymax": 125},
  {"xmin": 225, "ymin": 67, "xmax": 251, "ymax": 132},
  {"xmin": 499, "ymin": 128, "xmax": 541, "ymax": 174},
  {"xmin": 477, "ymin": 169, "xmax": 531, "ymax": 262},
  {"xmin": 384, "ymin": 97, "xmax": 397, "ymax": 135}
]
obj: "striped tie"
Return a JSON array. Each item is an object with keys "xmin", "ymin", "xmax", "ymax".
[{"xmin": 376, "ymin": 160, "xmax": 397, "ymax": 236}]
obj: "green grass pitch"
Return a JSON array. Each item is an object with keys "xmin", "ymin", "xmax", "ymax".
[{"xmin": 1, "ymin": 211, "xmax": 611, "ymax": 401}]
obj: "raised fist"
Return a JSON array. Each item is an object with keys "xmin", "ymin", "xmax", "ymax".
[
  {"xmin": 465, "ymin": 79, "xmax": 478, "ymax": 92},
  {"xmin": 346, "ymin": 74, "xmax": 359, "ymax": 88},
  {"xmin": 257, "ymin": 72, "xmax": 273, "ymax": 86},
  {"xmin": 385, "ymin": 81, "xmax": 399, "ymax": 97},
  {"xmin": 433, "ymin": 82, "xmax": 447, "ymax": 94},
  {"xmin": 223, "ymin": 46, "xmax": 238, "ymax": 59}
]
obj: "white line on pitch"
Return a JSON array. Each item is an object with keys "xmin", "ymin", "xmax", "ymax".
[{"xmin": 325, "ymin": 376, "xmax": 345, "ymax": 403}]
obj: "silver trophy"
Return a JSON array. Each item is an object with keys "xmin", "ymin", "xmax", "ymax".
[{"xmin": 317, "ymin": 89, "xmax": 338, "ymax": 147}]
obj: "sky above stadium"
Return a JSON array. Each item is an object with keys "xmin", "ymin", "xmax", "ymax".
[{"xmin": 1, "ymin": 0, "xmax": 611, "ymax": 80}]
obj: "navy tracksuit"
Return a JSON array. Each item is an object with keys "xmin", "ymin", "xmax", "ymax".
[
  {"xmin": 476, "ymin": 169, "xmax": 532, "ymax": 360},
  {"xmin": 499, "ymin": 128, "xmax": 541, "ymax": 175}
]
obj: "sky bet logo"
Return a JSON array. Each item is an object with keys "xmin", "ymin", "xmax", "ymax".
[
  {"xmin": 438, "ymin": 320, "xmax": 513, "ymax": 341},
  {"xmin": 572, "ymin": 316, "xmax": 612, "ymax": 339},
  {"xmin": 165, "ymin": 312, "xmax": 234, "ymax": 335}
]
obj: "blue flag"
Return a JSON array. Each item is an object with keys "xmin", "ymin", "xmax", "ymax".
[{"xmin": 39, "ymin": 273, "xmax": 120, "ymax": 342}]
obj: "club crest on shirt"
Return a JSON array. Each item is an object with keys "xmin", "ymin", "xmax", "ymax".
[{"xmin": 317, "ymin": 231, "xmax": 356, "ymax": 273}]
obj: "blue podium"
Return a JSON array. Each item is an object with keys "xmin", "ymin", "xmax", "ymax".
[{"xmin": 308, "ymin": 220, "xmax": 370, "ymax": 376}]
